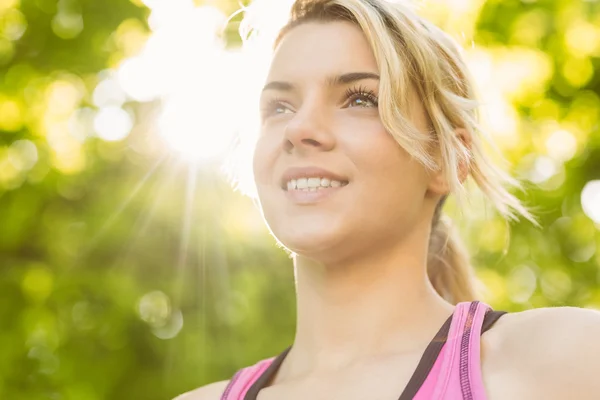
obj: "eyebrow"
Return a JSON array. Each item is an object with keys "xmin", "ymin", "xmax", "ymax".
[{"xmin": 261, "ymin": 72, "xmax": 380, "ymax": 93}]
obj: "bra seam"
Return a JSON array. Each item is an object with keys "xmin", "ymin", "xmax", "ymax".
[
  {"xmin": 466, "ymin": 303, "xmax": 492, "ymax": 400},
  {"xmin": 433, "ymin": 301, "xmax": 470, "ymax": 398},
  {"xmin": 220, "ymin": 369, "xmax": 244, "ymax": 400},
  {"xmin": 459, "ymin": 301, "xmax": 479, "ymax": 400}
]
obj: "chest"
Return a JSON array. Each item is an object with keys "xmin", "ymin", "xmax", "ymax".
[
  {"xmin": 255, "ymin": 353, "xmax": 423, "ymax": 400},
  {"xmin": 254, "ymin": 336, "xmax": 536, "ymax": 400},
  {"xmin": 255, "ymin": 366, "xmax": 531, "ymax": 400}
]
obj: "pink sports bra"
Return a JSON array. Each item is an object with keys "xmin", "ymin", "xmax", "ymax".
[{"xmin": 220, "ymin": 301, "xmax": 506, "ymax": 399}]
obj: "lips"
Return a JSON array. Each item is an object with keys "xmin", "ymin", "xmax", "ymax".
[{"xmin": 280, "ymin": 166, "xmax": 349, "ymax": 189}]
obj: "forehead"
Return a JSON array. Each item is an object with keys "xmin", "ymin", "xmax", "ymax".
[{"xmin": 268, "ymin": 21, "xmax": 379, "ymax": 82}]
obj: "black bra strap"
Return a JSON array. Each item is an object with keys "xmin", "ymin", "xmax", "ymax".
[
  {"xmin": 244, "ymin": 346, "xmax": 291, "ymax": 400},
  {"xmin": 481, "ymin": 310, "xmax": 507, "ymax": 334},
  {"xmin": 397, "ymin": 312, "xmax": 454, "ymax": 400}
]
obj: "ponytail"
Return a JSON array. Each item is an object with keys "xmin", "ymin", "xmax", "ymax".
[{"xmin": 427, "ymin": 195, "xmax": 480, "ymax": 304}]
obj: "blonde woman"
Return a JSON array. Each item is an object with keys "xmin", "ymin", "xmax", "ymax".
[{"xmin": 177, "ymin": 0, "xmax": 600, "ymax": 398}]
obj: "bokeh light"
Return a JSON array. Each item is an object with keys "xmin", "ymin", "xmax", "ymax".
[
  {"xmin": 93, "ymin": 76, "xmax": 127, "ymax": 108},
  {"xmin": 581, "ymin": 180, "xmax": 600, "ymax": 224},
  {"xmin": 545, "ymin": 129, "xmax": 577, "ymax": 162},
  {"xmin": 93, "ymin": 106, "xmax": 134, "ymax": 142},
  {"xmin": 528, "ymin": 155, "xmax": 558, "ymax": 184}
]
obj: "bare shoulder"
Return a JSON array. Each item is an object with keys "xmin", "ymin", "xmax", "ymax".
[
  {"xmin": 491, "ymin": 305, "xmax": 600, "ymax": 350},
  {"xmin": 173, "ymin": 380, "xmax": 230, "ymax": 400},
  {"xmin": 481, "ymin": 305, "xmax": 600, "ymax": 400},
  {"xmin": 490, "ymin": 304, "xmax": 600, "ymax": 335}
]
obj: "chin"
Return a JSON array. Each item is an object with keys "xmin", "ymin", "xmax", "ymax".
[
  {"xmin": 263, "ymin": 206, "xmax": 351, "ymax": 253},
  {"xmin": 276, "ymin": 228, "xmax": 345, "ymax": 258}
]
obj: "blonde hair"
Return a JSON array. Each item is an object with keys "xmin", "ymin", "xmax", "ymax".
[{"xmin": 229, "ymin": 0, "xmax": 538, "ymax": 304}]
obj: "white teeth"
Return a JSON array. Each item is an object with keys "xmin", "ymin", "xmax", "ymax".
[
  {"xmin": 286, "ymin": 177, "xmax": 347, "ymax": 190},
  {"xmin": 296, "ymin": 178, "xmax": 308, "ymax": 189},
  {"xmin": 307, "ymin": 177, "xmax": 321, "ymax": 188}
]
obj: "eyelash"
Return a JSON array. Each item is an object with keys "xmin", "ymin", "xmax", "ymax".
[
  {"xmin": 344, "ymin": 85, "xmax": 379, "ymax": 108},
  {"xmin": 261, "ymin": 85, "xmax": 379, "ymax": 118},
  {"xmin": 261, "ymin": 97, "xmax": 287, "ymax": 118}
]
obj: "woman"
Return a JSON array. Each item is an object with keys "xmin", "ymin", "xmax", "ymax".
[{"xmin": 178, "ymin": 0, "xmax": 600, "ymax": 398}]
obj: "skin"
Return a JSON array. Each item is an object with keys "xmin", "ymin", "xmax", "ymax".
[{"xmin": 177, "ymin": 21, "xmax": 600, "ymax": 400}]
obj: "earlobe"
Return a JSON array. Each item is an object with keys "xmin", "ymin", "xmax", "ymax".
[
  {"xmin": 427, "ymin": 127, "xmax": 472, "ymax": 196},
  {"xmin": 455, "ymin": 127, "xmax": 472, "ymax": 184}
]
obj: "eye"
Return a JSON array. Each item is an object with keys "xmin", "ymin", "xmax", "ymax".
[
  {"xmin": 345, "ymin": 85, "xmax": 379, "ymax": 108},
  {"xmin": 261, "ymin": 98, "xmax": 294, "ymax": 118},
  {"xmin": 346, "ymin": 86, "xmax": 379, "ymax": 108}
]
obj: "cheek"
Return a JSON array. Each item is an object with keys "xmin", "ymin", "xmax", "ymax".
[
  {"xmin": 346, "ymin": 120, "xmax": 426, "ymax": 202},
  {"xmin": 252, "ymin": 134, "xmax": 282, "ymax": 195},
  {"xmin": 342, "ymin": 117, "xmax": 403, "ymax": 171}
]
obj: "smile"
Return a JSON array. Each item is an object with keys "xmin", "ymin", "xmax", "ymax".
[{"xmin": 285, "ymin": 177, "xmax": 350, "ymax": 191}]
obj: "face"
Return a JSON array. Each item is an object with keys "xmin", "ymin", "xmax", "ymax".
[{"xmin": 252, "ymin": 21, "xmax": 438, "ymax": 261}]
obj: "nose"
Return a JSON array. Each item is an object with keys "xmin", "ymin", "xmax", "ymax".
[{"xmin": 283, "ymin": 101, "xmax": 336, "ymax": 154}]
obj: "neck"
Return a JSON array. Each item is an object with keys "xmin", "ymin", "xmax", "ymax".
[{"xmin": 281, "ymin": 221, "xmax": 455, "ymax": 380}]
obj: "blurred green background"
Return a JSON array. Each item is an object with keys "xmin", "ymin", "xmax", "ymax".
[{"xmin": 0, "ymin": 0, "xmax": 599, "ymax": 398}]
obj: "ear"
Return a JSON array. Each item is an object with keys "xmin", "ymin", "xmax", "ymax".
[{"xmin": 427, "ymin": 127, "xmax": 472, "ymax": 195}]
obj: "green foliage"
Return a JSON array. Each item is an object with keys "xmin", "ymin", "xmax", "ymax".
[{"xmin": 0, "ymin": 0, "xmax": 599, "ymax": 398}]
